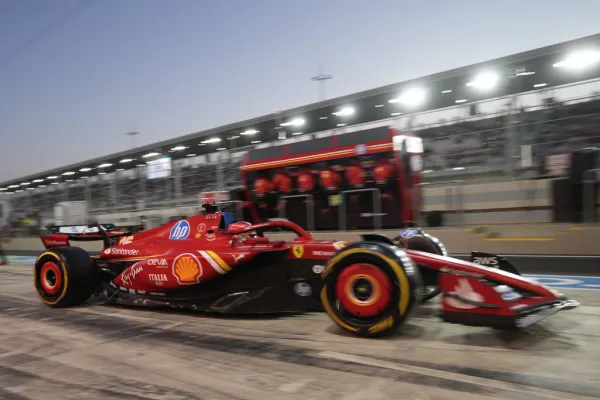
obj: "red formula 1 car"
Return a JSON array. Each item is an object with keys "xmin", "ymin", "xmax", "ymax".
[{"xmin": 34, "ymin": 204, "xmax": 579, "ymax": 337}]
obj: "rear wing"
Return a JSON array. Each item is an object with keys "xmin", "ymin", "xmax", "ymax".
[{"xmin": 40, "ymin": 224, "xmax": 130, "ymax": 249}]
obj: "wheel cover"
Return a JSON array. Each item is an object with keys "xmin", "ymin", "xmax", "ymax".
[
  {"xmin": 40, "ymin": 261, "xmax": 62, "ymax": 296},
  {"xmin": 335, "ymin": 263, "xmax": 392, "ymax": 317}
]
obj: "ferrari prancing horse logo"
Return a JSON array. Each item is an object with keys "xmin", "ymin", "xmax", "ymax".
[{"xmin": 292, "ymin": 245, "xmax": 304, "ymax": 258}]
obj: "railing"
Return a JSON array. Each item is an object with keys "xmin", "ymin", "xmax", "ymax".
[
  {"xmin": 583, "ymin": 168, "xmax": 600, "ymax": 223},
  {"xmin": 338, "ymin": 188, "xmax": 382, "ymax": 231},
  {"xmin": 277, "ymin": 194, "xmax": 315, "ymax": 231}
]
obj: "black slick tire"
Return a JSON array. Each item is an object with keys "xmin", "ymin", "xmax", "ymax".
[
  {"xmin": 320, "ymin": 241, "xmax": 422, "ymax": 338},
  {"xmin": 33, "ymin": 247, "xmax": 96, "ymax": 308}
]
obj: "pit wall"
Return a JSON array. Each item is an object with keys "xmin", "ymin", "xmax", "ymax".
[
  {"xmin": 6, "ymin": 224, "xmax": 599, "ymax": 255},
  {"xmin": 422, "ymin": 179, "xmax": 555, "ymax": 224}
]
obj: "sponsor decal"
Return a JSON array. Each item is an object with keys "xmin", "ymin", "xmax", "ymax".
[
  {"xmin": 195, "ymin": 233, "xmax": 201, "ymax": 239},
  {"xmin": 355, "ymin": 144, "xmax": 367, "ymax": 155},
  {"xmin": 501, "ymin": 292, "xmax": 522, "ymax": 301},
  {"xmin": 149, "ymin": 292, "xmax": 166, "ymax": 297},
  {"xmin": 109, "ymin": 282, "xmax": 117, "ymax": 288},
  {"xmin": 312, "ymin": 250, "xmax": 335, "ymax": 257},
  {"xmin": 333, "ymin": 241, "xmax": 347, "ymax": 250},
  {"xmin": 440, "ymin": 267, "xmax": 484, "ymax": 278},
  {"xmin": 59, "ymin": 226, "xmax": 100, "ymax": 234},
  {"xmin": 119, "ymin": 236, "xmax": 134, "ymax": 245},
  {"xmin": 148, "ymin": 273, "xmax": 169, "ymax": 286},
  {"xmin": 45, "ymin": 239, "xmax": 68, "ymax": 247},
  {"xmin": 399, "ymin": 228, "xmax": 419, "ymax": 239},
  {"xmin": 137, "ymin": 290, "xmax": 146, "ymax": 295},
  {"xmin": 104, "ymin": 247, "xmax": 139, "ymax": 256},
  {"xmin": 121, "ymin": 265, "xmax": 143, "ymax": 286},
  {"xmin": 128, "ymin": 288, "xmax": 136, "ymax": 294},
  {"xmin": 205, "ymin": 233, "xmax": 216, "ymax": 241},
  {"xmin": 294, "ymin": 282, "xmax": 312, "ymax": 296},
  {"xmin": 119, "ymin": 286, "xmax": 128, "ymax": 292},
  {"xmin": 494, "ymin": 285, "xmax": 522, "ymax": 301},
  {"xmin": 444, "ymin": 278, "xmax": 484, "ymax": 310},
  {"xmin": 147, "ymin": 259, "xmax": 168, "ymax": 267},
  {"xmin": 169, "ymin": 220, "xmax": 190, "ymax": 240},
  {"xmin": 197, "ymin": 223, "xmax": 206, "ymax": 233},
  {"xmin": 205, "ymin": 214, "xmax": 218, "ymax": 220},
  {"xmin": 473, "ymin": 256, "xmax": 499, "ymax": 266},
  {"xmin": 292, "ymin": 245, "xmax": 304, "ymax": 258},
  {"xmin": 172, "ymin": 254, "xmax": 203, "ymax": 285},
  {"xmin": 233, "ymin": 254, "xmax": 245, "ymax": 263},
  {"xmin": 312, "ymin": 265, "xmax": 325, "ymax": 274}
]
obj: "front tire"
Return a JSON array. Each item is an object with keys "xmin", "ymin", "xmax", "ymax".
[
  {"xmin": 34, "ymin": 247, "xmax": 96, "ymax": 307},
  {"xmin": 321, "ymin": 242, "xmax": 422, "ymax": 337},
  {"xmin": 398, "ymin": 233, "xmax": 446, "ymax": 303}
]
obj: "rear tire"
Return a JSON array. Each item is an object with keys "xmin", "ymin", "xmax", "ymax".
[
  {"xmin": 321, "ymin": 242, "xmax": 422, "ymax": 338},
  {"xmin": 34, "ymin": 247, "xmax": 96, "ymax": 307}
]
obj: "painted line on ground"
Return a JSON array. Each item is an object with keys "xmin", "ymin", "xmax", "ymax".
[
  {"xmin": 453, "ymin": 254, "xmax": 600, "ymax": 259},
  {"xmin": 524, "ymin": 274, "xmax": 600, "ymax": 290}
]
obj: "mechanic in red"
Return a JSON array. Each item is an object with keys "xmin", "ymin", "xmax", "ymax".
[
  {"xmin": 297, "ymin": 167, "xmax": 314, "ymax": 192},
  {"xmin": 253, "ymin": 173, "xmax": 272, "ymax": 197},
  {"xmin": 272, "ymin": 168, "xmax": 292, "ymax": 193},
  {"xmin": 346, "ymin": 159, "xmax": 366, "ymax": 187},
  {"xmin": 374, "ymin": 157, "xmax": 394, "ymax": 184},
  {"xmin": 319, "ymin": 164, "xmax": 341, "ymax": 191}
]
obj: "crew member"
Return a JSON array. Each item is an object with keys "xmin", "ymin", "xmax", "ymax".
[
  {"xmin": 319, "ymin": 165, "xmax": 341, "ymax": 191},
  {"xmin": 272, "ymin": 168, "xmax": 292, "ymax": 193},
  {"xmin": 346, "ymin": 159, "xmax": 366, "ymax": 187},
  {"xmin": 253, "ymin": 173, "xmax": 272, "ymax": 197},
  {"xmin": 374, "ymin": 157, "xmax": 394, "ymax": 184},
  {"xmin": 297, "ymin": 168, "xmax": 314, "ymax": 192}
]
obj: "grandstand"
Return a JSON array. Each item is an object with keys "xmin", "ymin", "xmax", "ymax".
[{"xmin": 2, "ymin": 33, "xmax": 600, "ymax": 230}]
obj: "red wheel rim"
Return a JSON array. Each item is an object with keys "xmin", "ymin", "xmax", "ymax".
[
  {"xmin": 335, "ymin": 263, "xmax": 392, "ymax": 317},
  {"xmin": 40, "ymin": 262, "xmax": 62, "ymax": 295}
]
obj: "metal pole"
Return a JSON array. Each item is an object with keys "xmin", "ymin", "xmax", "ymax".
[
  {"xmin": 126, "ymin": 131, "xmax": 140, "ymax": 149},
  {"xmin": 583, "ymin": 169, "xmax": 600, "ymax": 223},
  {"xmin": 504, "ymin": 96, "xmax": 519, "ymax": 177},
  {"xmin": 373, "ymin": 188, "xmax": 382, "ymax": 230},
  {"xmin": 311, "ymin": 63, "xmax": 333, "ymax": 102}
]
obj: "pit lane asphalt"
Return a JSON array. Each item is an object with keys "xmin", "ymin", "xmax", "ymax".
[
  {"xmin": 1, "ymin": 264, "xmax": 600, "ymax": 400},
  {"xmin": 9, "ymin": 250, "xmax": 600, "ymax": 275}
]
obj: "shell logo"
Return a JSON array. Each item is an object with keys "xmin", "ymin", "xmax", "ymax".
[
  {"xmin": 333, "ymin": 241, "xmax": 347, "ymax": 250},
  {"xmin": 172, "ymin": 253, "xmax": 203, "ymax": 285}
]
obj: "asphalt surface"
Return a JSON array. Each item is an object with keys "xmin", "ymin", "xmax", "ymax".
[
  {"xmin": 8, "ymin": 250, "xmax": 600, "ymax": 275},
  {"xmin": 1, "ymin": 262, "xmax": 599, "ymax": 400}
]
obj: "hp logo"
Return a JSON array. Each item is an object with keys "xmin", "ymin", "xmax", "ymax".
[{"xmin": 169, "ymin": 220, "xmax": 190, "ymax": 240}]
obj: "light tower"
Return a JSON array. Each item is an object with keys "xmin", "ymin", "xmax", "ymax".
[
  {"xmin": 126, "ymin": 131, "xmax": 140, "ymax": 149},
  {"xmin": 311, "ymin": 63, "xmax": 332, "ymax": 102}
]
